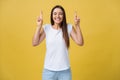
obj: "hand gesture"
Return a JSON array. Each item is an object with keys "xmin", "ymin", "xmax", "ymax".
[
  {"xmin": 37, "ymin": 11, "xmax": 43, "ymax": 27},
  {"xmin": 74, "ymin": 11, "xmax": 80, "ymax": 26}
]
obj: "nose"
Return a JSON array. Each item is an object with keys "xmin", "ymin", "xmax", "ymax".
[
  {"xmin": 56, "ymin": 15, "xmax": 59, "ymax": 18},
  {"xmin": 56, "ymin": 14, "xmax": 60, "ymax": 17}
]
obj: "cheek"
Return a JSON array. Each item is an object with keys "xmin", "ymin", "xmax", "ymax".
[
  {"xmin": 52, "ymin": 15, "xmax": 56, "ymax": 19},
  {"xmin": 60, "ymin": 15, "xmax": 63, "ymax": 20}
]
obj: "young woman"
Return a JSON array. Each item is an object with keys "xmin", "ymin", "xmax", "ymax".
[{"xmin": 32, "ymin": 5, "xmax": 84, "ymax": 80}]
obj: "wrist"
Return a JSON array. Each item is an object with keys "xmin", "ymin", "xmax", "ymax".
[
  {"xmin": 75, "ymin": 24, "xmax": 80, "ymax": 27},
  {"xmin": 37, "ymin": 24, "xmax": 42, "ymax": 28},
  {"xmin": 36, "ymin": 26, "xmax": 42, "ymax": 30}
]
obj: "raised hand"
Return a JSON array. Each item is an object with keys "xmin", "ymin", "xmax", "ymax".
[
  {"xmin": 37, "ymin": 11, "xmax": 43, "ymax": 27},
  {"xmin": 74, "ymin": 11, "xmax": 80, "ymax": 26}
]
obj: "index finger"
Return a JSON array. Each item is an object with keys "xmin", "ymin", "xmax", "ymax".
[
  {"xmin": 74, "ymin": 11, "xmax": 77, "ymax": 18},
  {"xmin": 40, "ymin": 11, "xmax": 43, "ymax": 18}
]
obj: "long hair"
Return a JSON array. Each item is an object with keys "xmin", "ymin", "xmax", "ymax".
[{"xmin": 50, "ymin": 5, "xmax": 70, "ymax": 48}]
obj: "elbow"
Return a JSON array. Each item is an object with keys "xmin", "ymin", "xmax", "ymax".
[
  {"xmin": 32, "ymin": 43, "xmax": 37, "ymax": 47},
  {"xmin": 32, "ymin": 41, "xmax": 39, "ymax": 47},
  {"xmin": 77, "ymin": 41, "xmax": 84, "ymax": 46},
  {"xmin": 32, "ymin": 43, "xmax": 38, "ymax": 47},
  {"xmin": 32, "ymin": 37, "xmax": 40, "ymax": 46},
  {"xmin": 78, "ymin": 43, "xmax": 84, "ymax": 46}
]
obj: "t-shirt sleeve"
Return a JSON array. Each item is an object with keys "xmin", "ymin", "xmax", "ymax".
[
  {"xmin": 43, "ymin": 24, "xmax": 50, "ymax": 34},
  {"xmin": 67, "ymin": 24, "xmax": 73, "ymax": 37},
  {"xmin": 43, "ymin": 24, "xmax": 47, "ymax": 34}
]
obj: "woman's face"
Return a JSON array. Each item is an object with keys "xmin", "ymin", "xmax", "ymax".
[{"xmin": 52, "ymin": 8, "xmax": 63, "ymax": 25}]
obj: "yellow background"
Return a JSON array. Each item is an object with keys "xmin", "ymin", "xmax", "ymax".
[{"xmin": 0, "ymin": 0, "xmax": 120, "ymax": 80}]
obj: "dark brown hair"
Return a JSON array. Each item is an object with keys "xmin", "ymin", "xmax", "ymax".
[{"xmin": 50, "ymin": 5, "xmax": 70, "ymax": 48}]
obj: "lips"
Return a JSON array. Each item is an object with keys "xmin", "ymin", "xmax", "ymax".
[
  {"xmin": 55, "ymin": 18, "xmax": 61, "ymax": 21},
  {"xmin": 53, "ymin": 17, "xmax": 63, "ymax": 24}
]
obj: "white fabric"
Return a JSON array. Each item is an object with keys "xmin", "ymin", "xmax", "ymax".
[{"xmin": 43, "ymin": 24, "xmax": 72, "ymax": 71}]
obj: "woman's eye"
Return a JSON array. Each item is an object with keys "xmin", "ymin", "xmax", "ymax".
[
  {"xmin": 53, "ymin": 12, "xmax": 57, "ymax": 15},
  {"xmin": 53, "ymin": 12, "xmax": 63, "ymax": 15},
  {"xmin": 59, "ymin": 13, "xmax": 63, "ymax": 15}
]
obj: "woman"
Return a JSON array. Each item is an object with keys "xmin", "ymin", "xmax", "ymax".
[{"xmin": 32, "ymin": 5, "xmax": 84, "ymax": 80}]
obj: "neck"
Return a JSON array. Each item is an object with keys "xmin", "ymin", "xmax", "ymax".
[{"xmin": 53, "ymin": 23, "xmax": 61, "ymax": 30}]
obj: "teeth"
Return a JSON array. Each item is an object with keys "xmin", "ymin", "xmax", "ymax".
[{"xmin": 56, "ymin": 19, "xmax": 60, "ymax": 20}]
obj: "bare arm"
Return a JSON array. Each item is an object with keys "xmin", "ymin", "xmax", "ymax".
[
  {"xmin": 70, "ymin": 12, "xmax": 84, "ymax": 46},
  {"xmin": 32, "ymin": 11, "xmax": 45, "ymax": 46},
  {"xmin": 32, "ymin": 27, "xmax": 45, "ymax": 46}
]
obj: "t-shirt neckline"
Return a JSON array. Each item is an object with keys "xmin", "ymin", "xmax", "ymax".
[{"xmin": 50, "ymin": 24, "xmax": 62, "ymax": 31}]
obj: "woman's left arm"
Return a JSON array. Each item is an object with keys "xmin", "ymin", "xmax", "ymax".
[{"xmin": 70, "ymin": 12, "xmax": 84, "ymax": 46}]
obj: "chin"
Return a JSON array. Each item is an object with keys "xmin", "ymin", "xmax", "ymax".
[
  {"xmin": 54, "ymin": 21, "xmax": 62, "ymax": 24},
  {"xmin": 55, "ymin": 22, "xmax": 61, "ymax": 24}
]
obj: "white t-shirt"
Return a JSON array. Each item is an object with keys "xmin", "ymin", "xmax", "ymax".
[{"xmin": 43, "ymin": 24, "xmax": 72, "ymax": 71}]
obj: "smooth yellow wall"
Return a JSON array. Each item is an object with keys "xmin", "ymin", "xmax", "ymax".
[{"xmin": 0, "ymin": 0, "xmax": 120, "ymax": 80}]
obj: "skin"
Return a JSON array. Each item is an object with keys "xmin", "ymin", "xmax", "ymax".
[
  {"xmin": 52, "ymin": 8, "xmax": 63, "ymax": 30},
  {"xmin": 32, "ymin": 8, "xmax": 84, "ymax": 46}
]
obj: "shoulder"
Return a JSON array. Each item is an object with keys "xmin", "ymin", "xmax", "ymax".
[
  {"xmin": 43, "ymin": 24, "xmax": 51, "ymax": 33},
  {"xmin": 67, "ymin": 23, "xmax": 73, "ymax": 33},
  {"xmin": 67, "ymin": 23, "xmax": 72, "ymax": 27},
  {"xmin": 43, "ymin": 24, "xmax": 51, "ymax": 30},
  {"xmin": 43, "ymin": 24, "xmax": 51, "ymax": 28}
]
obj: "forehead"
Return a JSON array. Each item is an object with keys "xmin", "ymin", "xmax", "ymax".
[{"xmin": 53, "ymin": 8, "xmax": 63, "ymax": 13}]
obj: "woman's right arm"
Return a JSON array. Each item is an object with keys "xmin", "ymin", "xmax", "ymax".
[
  {"xmin": 32, "ymin": 27, "xmax": 45, "ymax": 46},
  {"xmin": 32, "ymin": 11, "xmax": 45, "ymax": 46}
]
